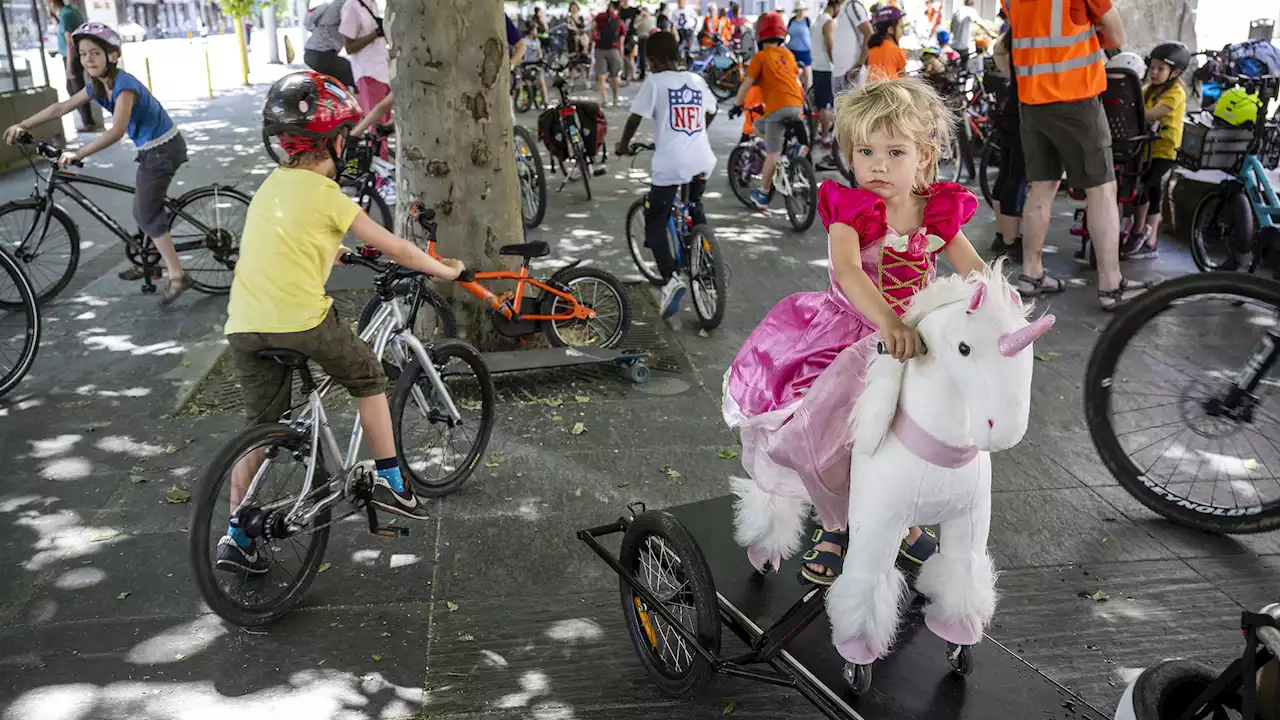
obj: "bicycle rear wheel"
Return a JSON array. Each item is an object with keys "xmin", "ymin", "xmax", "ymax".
[
  {"xmin": 540, "ymin": 266, "xmax": 631, "ymax": 348},
  {"xmin": 169, "ymin": 185, "xmax": 252, "ymax": 294},
  {"xmin": 0, "ymin": 199, "xmax": 80, "ymax": 304},
  {"xmin": 688, "ymin": 225, "xmax": 726, "ymax": 330},
  {"xmin": 979, "ymin": 135, "xmax": 1001, "ymax": 209},
  {"xmin": 625, "ymin": 197, "xmax": 663, "ymax": 285},
  {"xmin": 189, "ymin": 424, "xmax": 331, "ymax": 626},
  {"xmin": 392, "ymin": 340, "xmax": 495, "ymax": 497},
  {"xmin": 0, "ymin": 247, "xmax": 39, "ymax": 397},
  {"xmin": 784, "ymin": 157, "xmax": 817, "ymax": 232},
  {"xmin": 1085, "ymin": 272, "xmax": 1280, "ymax": 533}
]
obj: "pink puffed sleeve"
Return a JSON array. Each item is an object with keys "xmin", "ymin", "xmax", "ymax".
[
  {"xmin": 817, "ymin": 180, "xmax": 887, "ymax": 248},
  {"xmin": 922, "ymin": 182, "xmax": 979, "ymax": 245}
]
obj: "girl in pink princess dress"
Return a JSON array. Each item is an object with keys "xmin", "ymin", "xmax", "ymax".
[{"xmin": 723, "ymin": 77, "xmax": 985, "ymax": 585}]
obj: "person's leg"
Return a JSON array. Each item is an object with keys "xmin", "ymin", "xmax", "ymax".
[
  {"xmin": 1015, "ymin": 105, "xmax": 1065, "ymax": 292},
  {"xmin": 1086, "ymin": 181, "xmax": 1122, "ymax": 286},
  {"xmin": 638, "ymin": 38, "xmax": 647, "ymax": 78},
  {"xmin": 1020, "ymin": 180, "xmax": 1060, "ymax": 279},
  {"xmin": 644, "ymin": 184, "xmax": 681, "ymax": 281},
  {"xmin": 356, "ymin": 77, "xmax": 392, "ymax": 158},
  {"xmin": 133, "ymin": 135, "xmax": 190, "ymax": 302},
  {"xmin": 610, "ymin": 51, "xmax": 622, "ymax": 103},
  {"xmin": 597, "ymin": 51, "xmax": 609, "ymax": 102},
  {"xmin": 758, "ymin": 111, "xmax": 786, "ymax": 195},
  {"xmin": 687, "ymin": 174, "xmax": 707, "ymax": 226},
  {"xmin": 224, "ymin": 333, "xmax": 290, "ymax": 558}
]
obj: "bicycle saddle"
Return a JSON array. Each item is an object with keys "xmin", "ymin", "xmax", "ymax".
[
  {"xmin": 256, "ymin": 349, "xmax": 310, "ymax": 366},
  {"xmin": 499, "ymin": 241, "xmax": 551, "ymax": 258}
]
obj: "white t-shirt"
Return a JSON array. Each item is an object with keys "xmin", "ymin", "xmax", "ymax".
[
  {"xmin": 810, "ymin": 12, "xmax": 833, "ymax": 71},
  {"xmin": 831, "ymin": 0, "xmax": 869, "ymax": 77},
  {"xmin": 674, "ymin": 6, "xmax": 699, "ymax": 34},
  {"xmin": 950, "ymin": 5, "xmax": 980, "ymax": 52},
  {"xmin": 339, "ymin": 0, "xmax": 388, "ymax": 84},
  {"xmin": 630, "ymin": 71, "xmax": 718, "ymax": 186}
]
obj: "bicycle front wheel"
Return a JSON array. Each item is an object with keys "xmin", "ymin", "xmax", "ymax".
[
  {"xmin": 1085, "ymin": 272, "xmax": 1280, "ymax": 534},
  {"xmin": 0, "ymin": 247, "xmax": 39, "ymax": 397},
  {"xmin": 514, "ymin": 125, "xmax": 548, "ymax": 229},
  {"xmin": 1191, "ymin": 188, "xmax": 1253, "ymax": 273},
  {"xmin": 727, "ymin": 144, "xmax": 762, "ymax": 210},
  {"xmin": 784, "ymin": 156, "xmax": 817, "ymax": 232},
  {"xmin": 0, "ymin": 199, "xmax": 80, "ymax": 304},
  {"xmin": 625, "ymin": 197, "xmax": 663, "ymax": 285},
  {"xmin": 392, "ymin": 339, "xmax": 495, "ymax": 497},
  {"xmin": 689, "ymin": 225, "xmax": 727, "ymax": 330},
  {"xmin": 169, "ymin": 185, "xmax": 252, "ymax": 294},
  {"xmin": 189, "ymin": 424, "xmax": 331, "ymax": 626},
  {"xmin": 573, "ymin": 138, "xmax": 593, "ymax": 201}
]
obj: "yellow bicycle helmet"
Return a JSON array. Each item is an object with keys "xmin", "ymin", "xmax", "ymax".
[{"xmin": 1215, "ymin": 85, "xmax": 1263, "ymax": 127}]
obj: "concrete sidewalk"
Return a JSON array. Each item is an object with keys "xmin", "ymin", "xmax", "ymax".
[{"xmin": 0, "ymin": 77, "xmax": 1275, "ymax": 720}]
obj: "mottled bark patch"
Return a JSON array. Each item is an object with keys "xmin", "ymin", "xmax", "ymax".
[
  {"xmin": 470, "ymin": 138, "xmax": 491, "ymax": 167},
  {"xmin": 484, "ymin": 226, "xmax": 498, "ymax": 256},
  {"xmin": 426, "ymin": 160, "xmax": 450, "ymax": 177},
  {"xmin": 463, "ymin": 92, "xmax": 489, "ymax": 122},
  {"xmin": 479, "ymin": 37, "xmax": 503, "ymax": 89}
]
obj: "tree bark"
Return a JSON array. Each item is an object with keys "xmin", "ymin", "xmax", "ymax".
[{"xmin": 386, "ymin": 0, "xmax": 523, "ymax": 348}]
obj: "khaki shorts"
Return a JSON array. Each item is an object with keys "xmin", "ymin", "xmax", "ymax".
[
  {"xmin": 595, "ymin": 49, "xmax": 623, "ymax": 77},
  {"xmin": 1019, "ymin": 96, "xmax": 1115, "ymax": 189},
  {"xmin": 228, "ymin": 307, "xmax": 386, "ymax": 424}
]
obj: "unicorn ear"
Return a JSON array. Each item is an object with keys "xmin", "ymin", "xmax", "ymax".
[
  {"xmin": 967, "ymin": 282, "xmax": 987, "ymax": 315},
  {"xmin": 852, "ymin": 352, "xmax": 905, "ymax": 457}
]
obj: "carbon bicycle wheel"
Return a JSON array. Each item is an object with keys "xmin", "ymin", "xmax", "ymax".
[
  {"xmin": 168, "ymin": 185, "xmax": 252, "ymax": 294},
  {"xmin": 0, "ymin": 199, "xmax": 80, "ymax": 304},
  {"xmin": 1085, "ymin": 272, "xmax": 1280, "ymax": 533},
  {"xmin": 625, "ymin": 197, "xmax": 663, "ymax": 285},
  {"xmin": 0, "ymin": 247, "xmax": 39, "ymax": 397},
  {"xmin": 392, "ymin": 339, "xmax": 495, "ymax": 497}
]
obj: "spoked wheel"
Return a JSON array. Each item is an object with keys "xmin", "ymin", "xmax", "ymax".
[
  {"xmin": 784, "ymin": 156, "xmax": 818, "ymax": 232},
  {"xmin": 514, "ymin": 82, "xmax": 533, "ymax": 113},
  {"xmin": 946, "ymin": 643, "xmax": 973, "ymax": 675},
  {"xmin": 1085, "ymin": 272, "xmax": 1280, "ymax": 534},
  {"xmin": 1191, "ymin": 189, "xmax": 1253, "ymax": 273},
  {"xmin": 539, "ymin": 266, "xmax": 631, "ymax": 348},
  {"xmin": 727, "ymin": 143, "xmax": 764, "ymax": 210},
  {"xmin": 619, "ymin": 510, "xmax": 721, "ymax": 697},
  {"xmin": 625, "ymin": 197, "xmax": 663, "ymax": 285},
  {"xmin": 688, "ymin": 225, "xmax": 727, "ymax": 330},
  {"xmin": 572, "ymin": 139, "xmax": 593, "ymax": 201},
  {"xmin": 831, "ymin": 137, "xmax": 855, "ymax": 185},
  {"xmin": 0, "ymin": 199, "xmax": 80, "ymax": 304},
  {"xmin": 189, "ymin": 424, "xmax": 331, "ymax": 627},
  {"xmin": 979, "ymin": 135, "xmax": 1002, "ymax": 209},
  {"xmin": 0, "ymin": 248, "xmax": 40, "ymax": 397},
  {"xmin": 938, "ymin": 133, "xmax": 964, "ymax": 184},
  {"xmin": 391, "ymin": 339, "xmax": 495, "ymax": 497},
  {"xmin": 842, "ymin": 662, "xmax": 873, "ymax": 696},
  {"xmin": 514, "ymin": 126, "xmax": 548, "ymax": 229},
  {"xmin": 340, "ymin": 175, "xmax": 393, "ymax": 254},
  {"xmin": 169, "ymin": 185, "xmax": 253, "ymax": 294},
  {"xmin": 356, "ymin": 289, "xmax": 458, "ymax": 351}
]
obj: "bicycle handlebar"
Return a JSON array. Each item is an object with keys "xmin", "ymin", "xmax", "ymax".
[
  {"xmin": 16, "ymin": 131, "xmax": 84, "ymax": 167},
  {"xmin": 339, "ymin": 249, "xmax": 475, "ymax": 284}
]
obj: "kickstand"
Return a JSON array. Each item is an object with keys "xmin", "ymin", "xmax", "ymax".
[
  {"xmin": 141, "ymin": 260, "xmax": 158, "ymax": 295},
  {"xmin": 365, "ymin": 502, "xmax": 409, "ymax": 538}
]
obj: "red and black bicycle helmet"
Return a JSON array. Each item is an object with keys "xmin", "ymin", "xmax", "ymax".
[{"xmin": 263, "ymin": 71, "xmax": 362, "ymax": 157}]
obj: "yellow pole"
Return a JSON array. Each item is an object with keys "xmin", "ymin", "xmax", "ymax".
[
  {"xmin": 144, "ymin": 57, "xmax": 152, "ymax": 91},
  {"xmin": 234, "ymin": 19, "xmax": 249, "ymax": 86},
  {"xmin": 187, "ymin": 31, "xmax": 192, "ymax": 40},
  {"xmin": 205, "ymin": 46, "xmax": 213, "ymax": 98}
]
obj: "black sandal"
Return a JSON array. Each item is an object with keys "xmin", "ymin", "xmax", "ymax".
[
  {"xmin": 799, "ymin": 528, "xmax": 849, "ymax": 586},
  {"xmin": 1017, "ymin": 272, "xmax": 1065, "ymax": 297},
  {"xmin": 1098, "ymin": 276, "xmax": 1157, "ymax": 312}
]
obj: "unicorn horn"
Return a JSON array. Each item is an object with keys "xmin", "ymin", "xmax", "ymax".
[{"xmin": 999, "ymin": 314, "xmax": 1056, "ymax": 357}]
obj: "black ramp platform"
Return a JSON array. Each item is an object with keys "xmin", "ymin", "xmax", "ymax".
[{"xmin": 667, "ymin": 497, "xmax": 1108, "ymax": 720}]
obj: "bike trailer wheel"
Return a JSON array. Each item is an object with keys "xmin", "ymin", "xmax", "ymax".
[{"xmin": 618, "ymin": 510, "xmax": 721, "ymax": 697}]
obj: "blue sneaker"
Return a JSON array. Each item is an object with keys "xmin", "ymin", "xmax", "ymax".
[
  {"xmin": 750, "ymin": 188, "xmax": 770, "ymax": 211},
  {"xmin": 659, "ymin": 276, "xmax": 687, "ymax": 318}
]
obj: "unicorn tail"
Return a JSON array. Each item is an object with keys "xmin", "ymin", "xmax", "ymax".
[{"xmin": 731, "ymin": 479, "xmax": 809, "ymax": 572}]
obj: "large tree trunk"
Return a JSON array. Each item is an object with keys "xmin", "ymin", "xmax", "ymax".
[{"xmin": 386, "ymin": 0, "xmax": 523, "ymax": 347}]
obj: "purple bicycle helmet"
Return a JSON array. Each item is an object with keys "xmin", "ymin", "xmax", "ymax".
[
  {"xmin": 71, "ymin": 22, "xmax": 122, "ymax": 54},
  {"xmin": 874, "ymin": 6, "xmax": 905, "ymax": 28}
]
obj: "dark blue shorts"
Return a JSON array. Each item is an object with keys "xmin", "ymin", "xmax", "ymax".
[
  {"xmin": 812, "ymin": 70, "xmax": 834, "ymax": 109},
  {"xmin": 791, "ymin": 49, "xmax": 812, "ymax": 67}
]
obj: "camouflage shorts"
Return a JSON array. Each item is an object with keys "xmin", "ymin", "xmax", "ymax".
[{"xmin": 227, "ymin": 307, "xmax": 385, "ymax": 425}]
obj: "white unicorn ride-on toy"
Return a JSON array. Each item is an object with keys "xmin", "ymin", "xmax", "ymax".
[{"xmin": 733, "ymin": 264, "xmax": 1054, "ymax": 693}]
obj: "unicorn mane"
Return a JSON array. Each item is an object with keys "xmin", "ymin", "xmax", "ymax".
[{"xmin": 851, "ymin": 259, "xmax": 1028, "ymax": 456}]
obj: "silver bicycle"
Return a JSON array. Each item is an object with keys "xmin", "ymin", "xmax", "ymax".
[{"xmin": 188, "ymin": 253, "xmax": 495, "ymax": 626}]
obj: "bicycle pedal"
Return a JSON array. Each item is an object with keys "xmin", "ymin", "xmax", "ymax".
[{"xmin": 371, "ymin": 525, "xmax": 409, "ymax": 538}]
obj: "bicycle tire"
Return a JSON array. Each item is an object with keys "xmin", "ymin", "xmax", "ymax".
[
  {"xmin": 0, "ymin": 247, "xmax": 40, "ymax": 397},
  {"xmin": 168, "ymin": 185, "xmax": 253, "ymax": 294},
  {"xmin": 0, "ymin": 199, "xmax": 80, "ymax": 305},
  {"xmin": 727, "ymin": 144, "xmax": 760, "ymax": 210},
  {"xmin": 540, "ymin": 265, "xmax": 631, "ymax": 348},
  {"xmin": 574, "ymin": 137, "xmax": 593, "ymax": 201},
  {"xmin": 188, "ymin": 424, "xmax": 331, "ymax": 627},
  {"xmin": 1191, "ymin": 188, "xmax": 1253, "ymax": 273},
  {"xmin": 355, "ymin": 285, "xmax": 457, "ymax": 344},
  {"xmin": 514, "ymin": 125, "xmax": 548, "ymax": 229},
  {"xmin": 979, "ymin": 135, "xmax": 1000, "ymax": 210},
  {"xmin": 1084, "ymin": 272, "xmax": 1280, "ymax": 533},
  {"xmin": 784, "ymin": 156, "xmax": 818, "ymax": 232},
  {"xmin": 515, "ymin": 82, "xmax": 533, "ymax": 113},
  {"xmin": 688, "ymin": 225, "xmax": 727, "ymax": 330},
  {"xmin": 339, "ymin": 175, "xmax": 392, "ymax": 231},
  {"xmin": 707, "ymin": 67, "xmax": 738, "ymax": 101},
  {"xmin": 1127, "ymin": 659, "xmax": 1222, "ymax": 720},
  {"xmin": 831, "ymin": 137, "xmax": 855, "ymax": 185},
  {"xmin": 625, "ymin": 197, "xmax": 663, "ymax": 285},
  {"xmin": 619, "ymin": 510, "xmax": 721, "ymax": 697},
  {"xmin": 391, "ymin": 339, "xmax": 495, "ymax": 497}
]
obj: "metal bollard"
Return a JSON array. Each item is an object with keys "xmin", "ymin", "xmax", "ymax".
[
  {"xmin": 144, "ymin": 57, "xmax": 152, "ymax": 91},
  {"xmin": 205, "ymin": 47, "xmax": 213, "ymax": 99}
]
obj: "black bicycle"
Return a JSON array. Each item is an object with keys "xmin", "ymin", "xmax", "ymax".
[
  {"xmin": 1085, "ymin": 272, "xmax": 1280, "ymax": 534},
  {"xmin": 0, "ymin": 245, "xmax": 39, "ymax": 398},
  {"xmin": 2, "ymin": 132, "xmax": 251, "ymax": 303},
  {"xmin": 514, "ymin": 124, "xmax": 548, "ymax": 229},
  {"xmin": 513, "ymin": 61, "xmax": 547, "ymax": 114},
  {"xmin": 339, "ymin": 123, "xmax": 395, "ymax": 234}
]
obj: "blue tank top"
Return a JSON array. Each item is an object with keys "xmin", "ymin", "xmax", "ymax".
[
  {"xmin": 787, "ymin": 18, "xmax": 811, "ymax": 52},
  {"xmin": 92, "ymin": 71, "xmax": 177, "ymax": 150}
]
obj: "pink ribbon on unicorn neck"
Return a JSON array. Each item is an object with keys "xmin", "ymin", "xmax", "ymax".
[{"xmin": 890, "ymin": 410, "xmax": 978, "ymax": 468}]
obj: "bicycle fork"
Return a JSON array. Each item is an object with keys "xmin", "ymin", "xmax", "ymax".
[{"xmin": 1207, "ymin": 326, "xmax": 1280, "ymax": 422}]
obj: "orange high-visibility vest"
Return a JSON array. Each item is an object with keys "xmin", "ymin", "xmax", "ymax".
[{"xmin": 1006, "ymin": 0, "xmax": 1106, "ymax": 105}]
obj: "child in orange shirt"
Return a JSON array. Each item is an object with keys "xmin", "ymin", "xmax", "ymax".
[
  {"xmin": 729, "ymin": 11, "xmax": 805, "ymax": 210},
  {"xmin": 866, "ymin": 6, "xmax": 907, "ymax": 80}
]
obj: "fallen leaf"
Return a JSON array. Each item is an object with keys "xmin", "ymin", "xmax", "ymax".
[
  {"xmin": 181, "ymin": 361, "xmax": 192, "ymax": 368},
  {"xmin": 164, "ymin": 487, "xmax": 192, "ymax": 504},
  {"xmin": 372, "ymin": 654, "xmax": 384, "ymax": 662},
  {"xmin": 116, "ymin": 591, "xmax": 131, "ymax": 600},
  {"xmin": 359, "ymin": 674, "xmax": 374, "ymax": 681},
  {"xmin": 164, "ymin": 444, "xmax": 178, "ymax": 455},
  {"xmin": 718, "ymin": 448, "xmax": 738, "ymax": 459},
  {"xmin": 174, "ymin": 653, "xmax": 186, "ymax": 661},
  {"xmin": 381, "ymin": 631, "xmax": 392, "ymax": 637},
  {"xmin": 573, "ymin": 488, "xmax": 582, "ymax": 497},
  {"xmin": 1034, "ymin": 351, "xmax": 1061, "ymax": 362},
  {"xmin": 1089, "ymin": 590, "xmax": 1109, "ymax": 602},
  {"xmin": 89, "ymin": 533, "xmax": 117, "ymax": 542},
  {"xmin": 485, "ymin": 453, "xmax": 506, "ymax": 468},
  {"xmin": 1245, "ymin": 458, "xmax": 1259, "ymax": 470},
  {"xmin": 571, "ymin": 422, "xmax": 586, "ymax": 435},
  {"xmin": 446, "ymin": 601, "xmax": 459, "ymax": 612},
  {"xmin": 551, "ymin": 414, "xmax": 562, "ymax": 421},
  {"xmin": 698, "ymin": 329, "xmax": 711, "ymax": 338},
  {"xmin": 131, "ymin": 466, "xmax": 145, "ymax": 474},
  {"xmin": 319, "ymin": 562, "xmax": 332, "ymax": 573},
  {"xmin": 87, "ymin": 425, "xmax": 99, "ymax": 432},
  {"xmin": 661, "ymin": 465, "xmax": 681, "ymax": 479},
  {"xmin": 574, "ymin": 394, "xmax": 591, "ymax": 403},
  {"xmin": 723, "ymin": 701, "xmax": 736, "ymax": 714},
  {"xmin": 545, "ymin": 398, "xmax": 564, "ymax": 407},
  {"xmin": 129, "ymin": 475, "xmax": 147, "ymax": 484},
  {"xmin": 459, "ymin": 634, "xmax": 475, "ymax": 642},
  {"xmin": 616, "ymin": 482, "xmax": 629, "ymax": 488}
]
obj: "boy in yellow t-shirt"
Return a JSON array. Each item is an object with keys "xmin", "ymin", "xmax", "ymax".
[
  {"xmin": 729, "ymin": 11, "xmax": 804, "ymax": 210},
  {"xmin": 218, "ymin": 72, "xmax": 464, "ymax": 575},
  {"xmin": 1123, "ymin": 42, "xmax": 1189, "ymax": 260}
]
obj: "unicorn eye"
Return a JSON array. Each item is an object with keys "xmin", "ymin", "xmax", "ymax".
[{"xmin": 958, "ymin": 342, "xmax": 971, "ymax": 357}]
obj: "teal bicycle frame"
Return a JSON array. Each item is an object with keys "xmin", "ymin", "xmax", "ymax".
[{"xmin": 1238, "ymin": 151, "xmax": 1280, "ymax": 231}]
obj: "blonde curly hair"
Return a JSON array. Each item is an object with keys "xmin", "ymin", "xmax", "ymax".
[{"xmin": 834, "ymin": 77, "xmax": 956, "ymax": 194}]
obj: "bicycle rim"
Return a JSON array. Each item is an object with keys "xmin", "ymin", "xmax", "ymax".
[
  {"xmin": 544, "ymin": 270, "xmax": 629, "ymax": 348},
  {"xmin": 0, "ymin": 249, "xmax": 39, "ymax": 397},
  {"xmin": 0, "ymin": 203, "xmax": 76, "ymax": 303},
  {"xmin": 171, "ymin": 189, "xmax": 251, "ymax": 293},
  {"xmin": 689, "ymin": 227, "xmax": 726, "ymax": 330},
  {"xmin": 626, "ymin": 198, "xmax": 663, "ymax": 284}
]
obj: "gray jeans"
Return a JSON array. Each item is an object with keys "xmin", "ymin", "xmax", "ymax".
[{"xmin": 134, "ymin": 133, "xmax": 188, "ymax": 239}]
